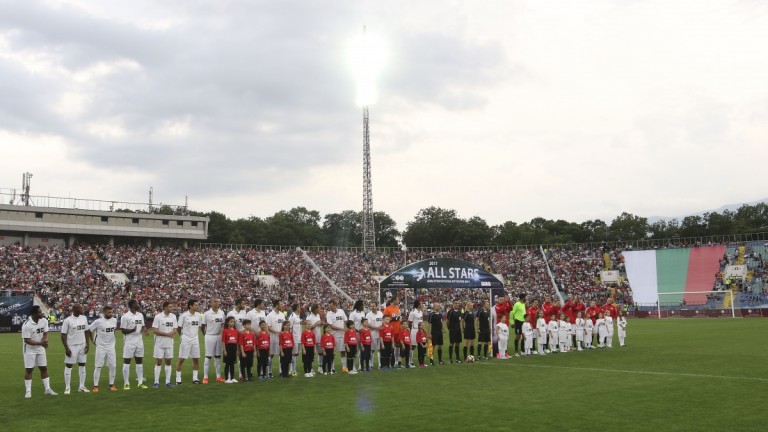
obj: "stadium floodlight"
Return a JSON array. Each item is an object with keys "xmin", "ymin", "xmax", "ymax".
[{"xmin": 348, "ymin": 26, "xmax": 387, "ymax": 106}]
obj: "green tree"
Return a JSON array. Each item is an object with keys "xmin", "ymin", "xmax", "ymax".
[
  {"xmin": 455, "ymin": 216, "xmax": 494, "ymax": 245},
  {"xmin": 402, "ymin": 207, "xmax": 462, "ymax": 247},
  {"xmin": 679, "ymin": 215, "xmax": 706, "ymax": 238},
  {"xmin": 608, "ymin": 212, "xmax": 649, "ymax": 241},
  {"xmin": 323, "ymin": 210, "xmax": 362, "ymax": 247},
  {"xmin": 373, "ymin": 211, "xmax": 401, "ymax": 248}
]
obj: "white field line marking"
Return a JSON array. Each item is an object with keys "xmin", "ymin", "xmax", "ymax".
[{"xmin": 476, "ymin": 362, "xmax": 768, "ymax": 382}]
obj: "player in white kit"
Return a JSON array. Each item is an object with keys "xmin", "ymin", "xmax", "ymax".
[
  {"xmin": 246, "ymin": 299, "xmax": 267, "ymax": 334},
  {"xmin": 265, "ymin": 300, "xmax": 286, "ymax": 377},
  {"xmin": 89, "ymin": 305, "xmax": 117, "ymax": 392},
  {"xmin": 325, "ymin": 300, "xmax": 348, "ymax": 373},
  {"xmin": 596, "ymin": 312, "xmax": 608, "ymax": 348},
  {"xmin": 535, "ymin": 311, "xmax": 548, "ymax": 355},
  {"xmin": 152, "ymin": 301, "xmax": 178, "ymax": 387},
  {"xmin": 227, "ymin": 298, "xmax": 248, "ymax": 379},
  {"xmin": 176, "ymin": 299, "xmax": 203, "ymax": 384},
  {"xmin": 61, "ymin": 303, "xmax": 90, "ymax": 394},
  {"xmin": 120, "ymin": 299, "xmax": 148, "ymax": 389},
  {"xmin": 604, "ymin": 310, "xmax": 614, "ymax": 348},
  {"xmin": 495, "ymin": 315, "xmax": 510, "ymax": 358},
  {"xmin": 366, "ymin": 301, "xmax": 383, "ymax": 369},
  {"xmin": 289, "ymin": 303, "xmax": 303, "ymax": 376},
  {"xmin": 617, "ymin": 310, "xmax": 627, "ymax": 346},
  {"xmin": 348, "ymin": 300, "xmax": 366, "ymax": 371},
  {"xmin": 574, "ymin": 311, "xmax": 586, "ymax": 351},
  {"xmin": 407, "ymin": 301, "xmax": 424, "ymax": 368},
  {"xmin": 201, "ymin": 298, "xmax": 225, "ymax": 383},
  {"xmin": 521, "ymin": 314, "xmax": 534, "ymax": 355},
  {"xmin": 22, "ymin": 305, "xmax": 57, "ymax": 398},
  {"xmin": 584, "ymin": 314, "xmax": 595, "ymax": 349},
  {"xmin": 547, "ymin": 314, "xmax": 559, "ymax": 353},
  {"xmin": 306, "ymin": 304, "xmax": 325, "ymax": 373}
]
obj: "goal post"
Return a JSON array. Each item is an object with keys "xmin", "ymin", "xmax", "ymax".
[{"xmin": 656, "ymin": 291, "xmax": 736, "ymax": 318}]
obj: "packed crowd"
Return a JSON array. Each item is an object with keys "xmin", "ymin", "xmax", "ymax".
[{"xmin": 2, "ymin": 244, "xmax": 636, "ymax": 319}]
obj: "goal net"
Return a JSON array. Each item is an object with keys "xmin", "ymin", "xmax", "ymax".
[{"xmin": 656, "ymin": 290, "xmax": 736, "ymax": 318}]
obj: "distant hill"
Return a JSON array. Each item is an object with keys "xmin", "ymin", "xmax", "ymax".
[{"xmin": 647, "ymin": 197, "xmax": 768, "ymax": 224}]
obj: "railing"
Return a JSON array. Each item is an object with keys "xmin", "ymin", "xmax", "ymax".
[{"xmin": 0, "ymin": 191, "xmax": 187, "ymax": 214}]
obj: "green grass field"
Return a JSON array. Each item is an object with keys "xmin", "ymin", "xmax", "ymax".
[{"xmin": 1, "ymin": 319, "xmax": 766, "ymax": 431}]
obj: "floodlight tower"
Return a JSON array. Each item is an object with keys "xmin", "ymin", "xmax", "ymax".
[{"xmin": 352, "ymin": 25, "xmax": 381, "ymax": 253}]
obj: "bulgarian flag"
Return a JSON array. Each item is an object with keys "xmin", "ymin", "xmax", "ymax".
[{"xmin": 622, "ymin": 246, "xmax": 726, "ymax": 305}]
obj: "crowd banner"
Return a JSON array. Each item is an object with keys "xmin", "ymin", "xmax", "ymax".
[
  {"xmin": 0, "ymin": 296, "xmax": 34, "ymax": 333},
  {"xmin": 379, "ymin": 258, "xmax": 503, "ymax": 304},
  {"xmin": 601, "ymin": 270, "xmax": 620, "ymax": 283}
]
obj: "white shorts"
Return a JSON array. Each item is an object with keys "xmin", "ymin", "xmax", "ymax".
[
  {"xmin": 24, "ymin": 352, "xmax": 47, "ymax": 369},
  {"xmin": 204, "ymin": 335, "xmax": 223, "ymax": 357},
  {"xmin": 65, "ymin": 343, "xmax": 87, "ymax": 364},
  {"xmin": 153, "ymin": 345, "xmax": 174, "ymax": 359},
  {"xmin": 123, "ymin": 340, "xmax": 145, "ymax": 359},
  {"xmin": 410, "ymin": 329, "xmax": 419, "ymax": 346},
  {"xmin": 179, "ymin": 340, "xmax": 201, "ymax": 359},
  {"xmin": 334, "ymin": 335, "xmax": 345, "ymax": 353},
  {"xmin": 370, "ymin": 333, "xmax": 380, "ymax": 350},
  {"xmin": 94, "ymin": 346, "xmax": 117, "ymax": 367},
  {"xmin": 270, "ymin": 334, "xmax": 281, "ymax": 356}
]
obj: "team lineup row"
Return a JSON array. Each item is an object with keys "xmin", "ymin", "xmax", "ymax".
[{"xmin": 21, "ymin": 294, "xmax": 628, "ymax": 397}]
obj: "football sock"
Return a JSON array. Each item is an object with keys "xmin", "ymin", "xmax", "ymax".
[
  {"xmin": 455, "ymin": 346, "xmax": 460, "ymax": 360},
  {"xmin": 176, "ymin": 371, "xmax": 182, "ymax": 382},
  {"xmin": 192, "ymin": 370, "xmax": 198, "ymax": 381},
  {"xmin": 437, "ymin": 347, "xmax": 443, "ymax": 363},
  {"xmin": 94, "ymin": 367, "xmax": 102, "ymax": 387},
  {"xmin": 136, "ymin": 364, "xmax": 144, "ymax": 383},
  {"xmin": 214, "ymin": 358, "xmax": 221, "ymax": 377},
  {"xmin": 514, "ymin": 340, "xmax": 519, "ymax": 353},
  {"xmin": 25, "ymin": 379, "xmax": 32, "ymax": 392},
  {"xmin": 463, "ymin": 346, "xmax": 468, "ymax": 359},
  {"xmin": 79, "ymin": 366, "xmax": 86, "ymax": 387},
  {"xmin": 154, "ymin": 366, "xmax": 161, "ymax": 384},
  {"xmin": 64, "ymin": 367, "xmax": 71, "ymax": 389},
  {"xmin": 448, "ymin": 346, "xmax": 453, "ymax": 361},
  {"xmin": 108, "ymin": 366, "xmax": 116, "ymax": 385},
  {"xmin": 268, "ymin": 356, "xmax": 273, "ymax": 374},
  {"xmin": 122, "ymin": 364, "xmax": 130, "ymax": 384},
  {"xmin": 203, "ymin": 358, "xmax": 210, "ymax": 379},
  {"xmin": 470, "ymin": 345, "xmax": 475, "ymax": 356},
  {"xmin": 483, "ymin": 344, "xmax": 488, "ymax": 357},
  {"xmin": 165, "ymin": 365, "xmax": 172, "ymax": 383},
  {"xmin": 42, "ymin": 377, "xmax": 51, "ymax": 391}
]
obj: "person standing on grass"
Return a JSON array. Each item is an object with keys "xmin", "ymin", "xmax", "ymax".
[
  {"xmin": 407, "ymin": 300, "xmax": 424, "ymax": 367},
  {"xmin": 511, "ymin": 294, "xmax": 527, "ymax": 357},
  {"xmin": 476, "ymin": 300, "xmax": 491, "ymax": 360},
  {"xmin": 596, "ymin": 312, "xmax": 607, "ymax": 348},
  {"xmin": 256, "ymin": 321, "xmax": 271, "ymax": 380},
  {"xmin": 320, "ymin": 324, "xmax": 336, "ymax": 375},
  {"xmin": 344, "ymin": 320, "xmax": 359, "ymax": 375},
  {"xmin": 326, "ymin": 300, "xmax": 347, "ymax": 373},
  {"xmin": 61, "ymin": 303, "xmax": 90, "ymax": 394},
  {"xmin": 460, "ymin": 301, "xmax": 476, "ymax": 362},
  {"xmin": 366, "ymin": 301, "xmax": 383, "ymax": 369},
  {"xmin": 416, "ymin": 322, "xmax": 429, "ymax": 367},
  {"xmin": 428, "ymin": 303, "xmax": 445, "ymax": 365},
  {"xmin": 617, "ymin": 310, "xmax": 627, "ymax": 347},
  {"xmin": 398, "ymin": 321, "xmax": 412, "ymax": 368},
  {"xmin": 383, "ymin": 295, "xmax": 403, "ymax": 367},
  {"xmin": 446, "ymin": 300, "xmax": 463, "ymax": 363},
  {"xmin": 151, "ymin": 301, "xmax": 178, "ymax": 388},
  {"xmin": 575, "ymin": 311, "xmax": 586, "ymax": 351},
  {"xmin": 547, "ymin": 314, "xmax": 559, "ymax": 353},
  {"xmin": 495, "ymin": 315, "xmax": 510, "ymax": 359},
  {"xmin": 584, "ymin": 314, "xmax": 595, "ymax": 349},
  {"xmin": 301, "ymin": 320, "xmax": 316, "ymax": 377},
  {"xmin": 359, "ymin": 318, "xmax": 373, "ymax": 372},
  {"xmin": 349, "ymin": 300, "xmax": 366, "ymax": 371},
  {"xmin": 380, "ymin": 316, "xmax": 394, "ymax": 371},
  {"xmin": 238, "ymin": 319, "xmax": 256, "ymax": 381},
  {"xmin": 306, "ymin": 304, "xmax": 324, "ymax": 373},
  {"xmin": 536, "ymin": 310, "xmax": 548, "ymax": 355},
  {"xmin": 201, "ymin": 298, "xmax": 225, "ymax": 384},
  {"xmin": 289, "ymin": 303, "xmax": 303, "ymax": 377},
  {"xmin": 120, "ymin": 299, "xmax": 148, "ymax": 390},
  {"xmin": 604, "ymin": 310, "xmax": 614, "ymax": 348},
  {"xmin": 522, "ymin": 314, "xmax": 534, "ymax": 356},
  {"xmin": 88, "ymin": 305, "xmax": 117, "ymax": 392},
  {"xmin": 266, "ymin": 300, "xmax": 286, "ymax": 378},
  {"xmin": 176, "ymin": 299, "xmax": 203, "ymax": 385},
  {"xmin": 222, "ymin": 316, "xmax": 239, "ymax": 383},
  {"xmin": 278, "ymin": 321, "xmax": 294, "ymax": 378},
  {"xmin": 22, "ymin": 305, "xmax": 57, "ymax": 398}
]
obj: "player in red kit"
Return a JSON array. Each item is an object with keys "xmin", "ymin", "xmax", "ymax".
[
  {"xmin": 221, "ymin": 317, "xmax": 239, "ymax": 383},
  {"xmin": 416, "ymin": 322, "xmax": 428, "ymax": 368},
  {"xmin": 238, "ymin": 320, "xmax": 255, "ymax": 381},
  {"xmin": 278, "ymin": 322, "xmax": 294, "ymax": 378},
  {"xmin": 360, "ymin": 318, "xmax": 373, "ymax": 372},
  {"xmin": 256, "ymin": 321, "xmax": 270, "ymax": 380},
  {"xmin": 380, "ymin": 316, "xmax": 394, "ymax": 371},
  {"xmin": 541, "ymin": 296, "xmax": 554, "ymax": 324},
  {"xmin": 399, "ymin": 321, "xmax": 412, "ymax": 369},
  {"xmin": 300, "ymin": 320, "xmax": 316, "ymax": 378},
  {"xmin": 320, "ymin": 325, "xmax": 335, "ymax": 375},
  {"xmin": 344, "ymin": 320, "xmax": 359, "ymax": 375}
]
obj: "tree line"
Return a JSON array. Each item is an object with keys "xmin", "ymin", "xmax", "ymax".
[{"xmin": 138, "ymin": 203, "xmax": 768, "ymax": 247}]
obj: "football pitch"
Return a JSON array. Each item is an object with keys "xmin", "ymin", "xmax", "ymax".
[{"xmin": 0, "ymin": 319, "xmax": 766, "ymax": 431}]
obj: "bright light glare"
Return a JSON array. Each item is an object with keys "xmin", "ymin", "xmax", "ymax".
[{"xmin": 348, "ymin": 31, "xmax": 387, "ymax": 106}]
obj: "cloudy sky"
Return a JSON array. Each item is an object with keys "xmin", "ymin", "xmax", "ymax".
[{"xmin": 1, "ymin": 0, "xmax": 767, "ymax": 230}]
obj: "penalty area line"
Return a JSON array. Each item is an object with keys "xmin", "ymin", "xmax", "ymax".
[{"xmin": 476, "ymin": 362, "xmax": 768, "ymax": 382}]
